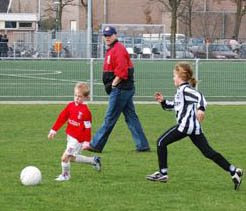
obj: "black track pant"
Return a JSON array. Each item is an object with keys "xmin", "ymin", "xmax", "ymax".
[{"xmin": 157, "ymin": 125, "xmax": 231, "ymax": 172}]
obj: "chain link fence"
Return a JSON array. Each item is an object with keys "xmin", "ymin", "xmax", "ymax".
[{"xmin": 0, "ymin": 58, "xmax": 245, "ymax": 102}]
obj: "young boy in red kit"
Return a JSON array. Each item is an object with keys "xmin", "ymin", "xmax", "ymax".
[{"xmin": 48, "ymin": 82, "xmax": 101, "ymax": 181}]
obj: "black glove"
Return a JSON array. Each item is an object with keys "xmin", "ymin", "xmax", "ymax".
[{"xmin": 104, "ymin": 83, "xmax": 112, "ymax": 95}]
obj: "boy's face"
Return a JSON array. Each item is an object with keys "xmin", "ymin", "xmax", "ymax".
[{"xmin": 74, "ymin": 89, "xmax": 86, "ymax": 105}]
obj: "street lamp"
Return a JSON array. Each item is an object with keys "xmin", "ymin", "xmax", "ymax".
[{"xmin": 54, "ymin": 0, "xmax": 61, "ymax": 32}]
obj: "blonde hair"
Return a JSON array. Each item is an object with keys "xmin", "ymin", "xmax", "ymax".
[
  {"xmin": 74, "ymin": 82, "xmax": 90, "ymax": 97},
  {"xmin": 174, "ymin": 62, "xmax": 197, "ymax": 87}
]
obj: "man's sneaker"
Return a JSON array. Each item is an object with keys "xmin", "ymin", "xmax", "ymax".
[
  {"xmin": 83, "ymin": 144, "xmax": 102, "ymax": 153},
  {"xmin": 55, "ymin": 173, "xmax": 70, "ymax": 181},
  {"xmin": 146, "ymin": 171, "xmax": 168, "ymax": 182},
  {"xmin": 93, "ymin": 156, "xmax": 101, "ymax": 171},
  {"xmin": 136, "ymin": 148, "xmax": 151, "ymax": 152},
  {"xmin": 232, "ymin": 168, "xmax": 243, "ymax": 190}
]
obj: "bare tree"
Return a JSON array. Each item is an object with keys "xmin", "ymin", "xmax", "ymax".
[
  {"xmin": 80, "ymin": 0, "xmax": 88, "ymax": 13},
  {"xmin": 193, "ymin": 12, "xmax": 222, "ymax": 41},
  {"xmin": 232, "ymin": 0, "xmax": 246, "ymax": 39},
  {"xmin": 148, "ymin": 0, "xmax": 185, "ymax": 58},
  {"xmin": 143, "ymin": 5, "xmax": 153, "ymax": 24},
  {"xmin": 45, "ymin": 0, "xmax": 77, "ymax": 31},
  {"xmin": 178, "ymin": 0, "xmax": 195, "ymax": 37}
]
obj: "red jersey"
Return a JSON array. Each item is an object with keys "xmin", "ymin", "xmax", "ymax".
[
  {"xmin": 103, "ymin": 41, "xmax": 133, "ymax": 80},
  {"xmin": 102, "ymin": 40, "xmax": 134, "ymax": 92},
  {"xmin": 51, "ymin": 102, "xmax": 92, "ymax": 143}
]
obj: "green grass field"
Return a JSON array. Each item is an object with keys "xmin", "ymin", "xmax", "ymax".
[
  {"xmin": 0, "ymin": 59, "xmax": 246, "ymax": 101},
  {"xmin": 0, "ymin": 104, "xmax": 245, "ymax": 211}
]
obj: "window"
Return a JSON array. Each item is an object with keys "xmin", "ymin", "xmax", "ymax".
[
  {"xmin": 19, "ymin": 22, "xmax": 33, "ymax": 28},
  {"xmin": 5, "ymin": 21, "xmax": 17, "ymax": 28},
  {"xmin": 70, "ymin": 20, "xmax": 77, "ymax": 31}
]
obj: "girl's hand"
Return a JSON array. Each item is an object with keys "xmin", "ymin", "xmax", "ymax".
[
  {"xmin": 154, "ymin": 92, "xmax": 164, "ymax": 103},
  {"xmin": 48, "ymin": 129, "xmax": 57, "ymax": 140},
  {"xmin": 196, "ymin": 110, "xmax": 205, "ymax": 123}
]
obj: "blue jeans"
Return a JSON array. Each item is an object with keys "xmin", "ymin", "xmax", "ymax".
[{"xmin": 90, "ymin": 87, "xmax": 150, "ymax": 152}]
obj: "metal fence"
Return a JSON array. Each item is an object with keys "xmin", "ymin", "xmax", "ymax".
[
  {"xmin": 3, "ymin": 31, "xmax": 101, "ymax": 59},
  {"xmin": 0, "ymin": 58, "xmax": 245, "ymax": 102},
  {"xmin": 2, "ymin": 31, "xmax": 246, "ymax": 60}
]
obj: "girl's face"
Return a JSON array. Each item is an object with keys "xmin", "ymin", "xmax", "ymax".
[
  {"xmin": 74, "ymin": 89, "xmax": 86, "ymax": 105},
  {"xmin": 173, "ymin": 71, "xmax": 183, "ymax": 87}
]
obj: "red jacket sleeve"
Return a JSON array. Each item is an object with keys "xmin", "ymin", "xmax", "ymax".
[
  {"xmin": 113, "ymin": 45, "xmax": 129, "ymax": 80},
  {"xmin": 82, "ymin": 108, "xmax": 92, "ymax": 142},
  {"xmin": 52, "ymin": 105, "xmax": 69, "ymax": 132}
]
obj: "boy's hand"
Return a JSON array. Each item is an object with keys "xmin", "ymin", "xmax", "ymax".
[
  {"xmin": 48, "ymin": 129, "xmax": 57, "ymax": 140},
  {"xmin": 154, "ymin": 92, "xmax": 164, "ymax": 103},
  {"xmin": 196, "ymin": 110, "xmax": 205, "ymax": 123}
]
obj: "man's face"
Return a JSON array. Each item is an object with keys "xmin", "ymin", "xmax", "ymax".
[{"xmin": 104, "ymin": 34, "xmax": 117, "ymax": 46}]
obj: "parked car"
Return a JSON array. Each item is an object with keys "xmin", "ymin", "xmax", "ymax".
[
  {"xmin": 151, "ymin": 42, "xmax": 169, "ymax": 58},
  {"xmin": 239, "ymin": 44, "xmax": 246, "ymax": 59},
  {"xmin": 141, "ymin": 43, "xmax": 152, "ymax": 58},
  {"xmin": 133, "ymin": 37, "xmax": 143, "ymax": 55},
  {"xmin": 188, "ymin": 37, "xmax": 205, "ymax": 49},
  {"xmin": 166, "ymin": 43, "xmax": 194, "ymax": 59},
  {"xmin": 190, "ymin": 44, "xmax": 239, "ymax": 59},
  {"xmin": 152, "ymin": 42, "xmax": 194, "ymax": 59},
  {"xmin": 126, "ymin": 47, "xmax": 137, "ymax": 58}
]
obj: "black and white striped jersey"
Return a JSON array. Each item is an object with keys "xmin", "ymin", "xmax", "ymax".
[{"xmin": 161, "ymin": 82, "xmax": 207, "ymax": 135}]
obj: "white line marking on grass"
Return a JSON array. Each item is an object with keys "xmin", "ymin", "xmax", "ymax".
[{"xmin": 0, "ymin": 69, "xmax": 103, "ymax": 85}]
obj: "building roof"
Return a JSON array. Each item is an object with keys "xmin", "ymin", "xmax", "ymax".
[{"xmin": 0, "ymin": 13, "xmax": 39, "ymax": 21}]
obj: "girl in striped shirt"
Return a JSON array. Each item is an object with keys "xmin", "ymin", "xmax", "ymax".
[{"xmin": 146, "ymin": 62, "xmax": 243, "ymax": 190}]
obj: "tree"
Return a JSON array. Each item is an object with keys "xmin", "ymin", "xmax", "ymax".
[
  {"xmin": 39, "ymin": 17, "xmax": 56, "ymax": 31},
  {"xmin": 148, "ymin": 0, "xmax": 185, "ymax": 58},
  {"xmin": 143, "ymin": 5, "xmax": 153, "ymax": 24},
  {"xmin": 45, "ymin": 0, "xmax": 77, "ymax": 31},
  {"xmin": 80, "ymin": 0, "xmax": 88, "ymax": 13},
  {"xmin": 232, "ymin": 0, "xmax": 246, "ymax": 39},
  {"xmin": 178, "ymin": 0, "xmax": 195, "ymax": 37}
]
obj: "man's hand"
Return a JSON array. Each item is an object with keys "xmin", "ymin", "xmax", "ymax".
[
  {"xmin": 48, "ymin": 129, "xmax": 57, "ymax": 140},
  {"xmin": 196, "ymin": 110, "xmax": 205, "ymax": 123},
  {"xmin": 104, "ymin": 83, "xmax": 112, "ymax": 95},
  {"xmin": 154, "ymin": 92, "xmax": 164, "ymax": 103}
]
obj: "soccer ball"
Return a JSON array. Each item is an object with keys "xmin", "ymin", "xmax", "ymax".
[{"xmin": 20, "ymin": 166, "xmax": 42, "ymax": 186}]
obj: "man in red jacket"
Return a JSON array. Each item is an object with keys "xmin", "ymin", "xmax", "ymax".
[
  {"xmin": 83, "ymin": 26, "xmax": 150, "ymax": 153},
  {"xmin": 48, "ymin": 82, "xmax": 101, "ymax": 181}
]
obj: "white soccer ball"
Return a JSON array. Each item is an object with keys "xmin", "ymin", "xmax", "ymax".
[{"xmin": 20, "ymin": 166, "xmax": 42, "ymax": 186}]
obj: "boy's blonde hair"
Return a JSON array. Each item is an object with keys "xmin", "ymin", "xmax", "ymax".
[
  {"xmin": 174, "ymin": 62, "xmax": 197, "ymax": 87},
  {"xmin": 74, "ymin": 82, "xmax": 90, "ymax": 97}
]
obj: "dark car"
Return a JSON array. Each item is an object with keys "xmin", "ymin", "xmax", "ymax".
[
  {"xmin": 239, "ymin": 44, "xmax": 246, "ymax": 59},
  {"xmin": 191, "ymin": 44, "xmax": 239, "ymax": 59}
]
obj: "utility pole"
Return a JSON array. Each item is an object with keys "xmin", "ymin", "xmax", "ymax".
[
  {"xmin": 87, "ymin": 0, "xmax": 92, "ymax": 58},
  {"xmin": 54, "ymin": 0, "xmax": 61, "ymax": 32}
]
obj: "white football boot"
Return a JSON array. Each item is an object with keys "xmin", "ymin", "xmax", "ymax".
[{"xmin": 55, "ymin": 173, "xmax": 71, "ymax": 181}]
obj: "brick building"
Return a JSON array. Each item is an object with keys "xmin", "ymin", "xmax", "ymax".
[
  {"xmin": 58, "ymin": 0, "xmax": 246, "ymax": 39},
  {"xmin": 1, "ymin": 0, "xmax": 246, "ymax": 39}
]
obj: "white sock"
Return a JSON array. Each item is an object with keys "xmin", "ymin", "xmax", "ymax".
[
  {"xmin": 160, "ymin": 168, "xmax": 168, "ymax": 175},
  {"xmin": 75, "ymin": 155, "xmax": 94, "ymax": 164},
  {"xmin": 62, "ymin": 161, "xmax": 70, "ymax": 176},
  {"xmin": 229, "ymin": 164, "xmax": 236, "ymax": 175}
]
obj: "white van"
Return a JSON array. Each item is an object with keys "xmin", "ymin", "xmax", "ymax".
[
  {"xmin": 163, "ymin": 33, "xmax": 186, "ymax": 43},
  {"xmin": 143, "ymin": 33, "xmax": 186, "ymax": 43}
]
